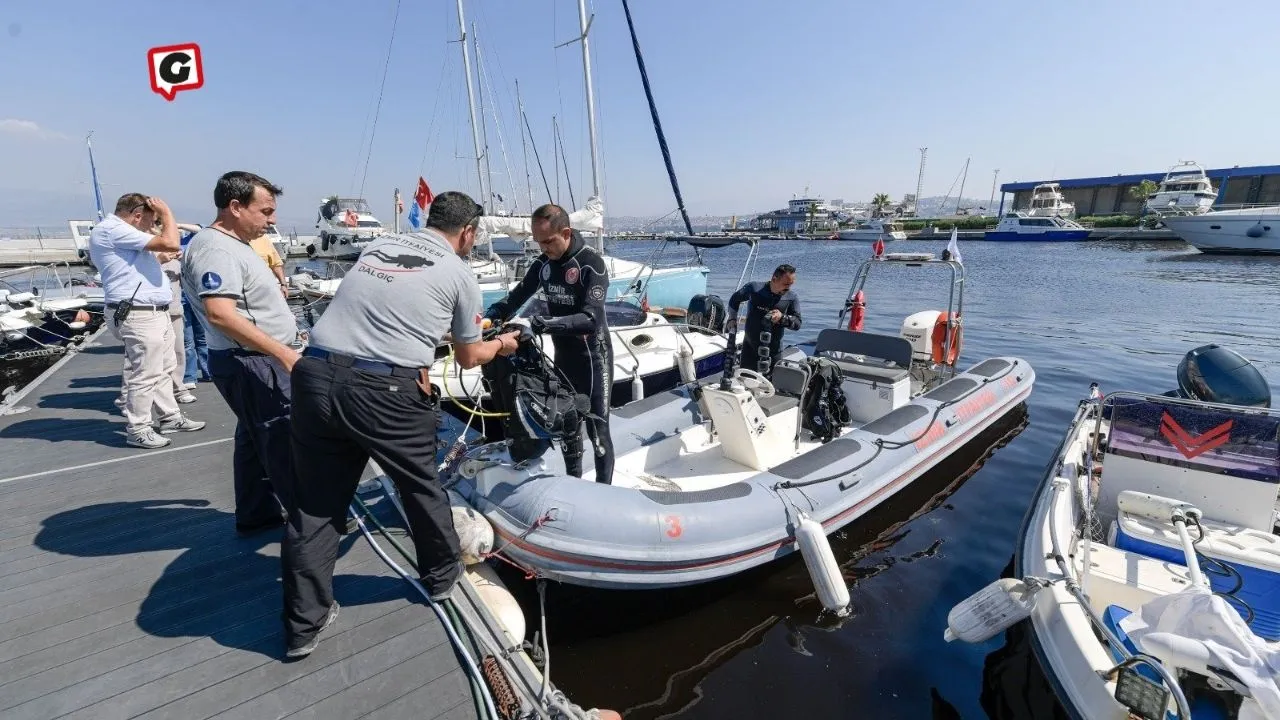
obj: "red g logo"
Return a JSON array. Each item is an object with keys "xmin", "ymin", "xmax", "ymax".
[{"xmin": 148, "ymin": 43, "xmax": 204, "ymax": 101}]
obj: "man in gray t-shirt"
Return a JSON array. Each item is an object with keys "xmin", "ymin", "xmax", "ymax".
[
  {"xmin": 182, "ymin": 233, "xmax": 297, "ymax": 353},
  {"xmin": 282, "ymin": 191, "xmax": 520, "ymax": 659},
  {"xmin": 181, "ymin": 171, "xmax": 300, "ymax": 539},
  {"xmin": 306, "ymin": 229, "xmax": 481, "ymax": 367}
]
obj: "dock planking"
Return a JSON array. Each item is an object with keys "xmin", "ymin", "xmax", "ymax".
[{"xmin": 0, "ymin": 335, "xmax": 479, "ymax": 719}]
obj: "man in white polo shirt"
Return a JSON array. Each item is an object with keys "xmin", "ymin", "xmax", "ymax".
[{"xmin": 89, "ymin": 193, "xmax": 206, "ymax": 449}]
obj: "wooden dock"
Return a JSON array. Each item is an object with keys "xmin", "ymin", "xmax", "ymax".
[{"xmin": 0, "ymin": 335, "xmax": 482, "ymax": 719}]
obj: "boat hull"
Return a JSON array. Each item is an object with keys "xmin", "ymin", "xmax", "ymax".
[
  {"xmin": 1161, "ymin": 213, "xmax": 1280, "ymax": 254},
  {"xmin": 983, "ymin": 230, "xmax": 1090, "ymax": 242},
  {"xmin": 837, "ymin": 231, "xmax": 906, "ymax": 242},
  {"xmin": 455, "ymin": 356, "xmax": 1034, "ymax": 589},
  {"xmin": 477, "ymin": 264, "xmax": 710, "ymax": 309}
]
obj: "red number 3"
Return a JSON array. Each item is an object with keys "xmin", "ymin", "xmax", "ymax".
[{"xmin": 664, "ymin": 515, "xmax": 683, "ymax": 539}]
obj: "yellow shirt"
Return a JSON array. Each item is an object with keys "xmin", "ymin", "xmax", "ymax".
[{"xmin": 249, "ymin": 235, "xmax": 284, "ymax": 269}]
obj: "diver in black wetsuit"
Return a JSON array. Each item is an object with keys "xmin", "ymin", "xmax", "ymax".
[
  {"xmin": 725, "ymin": 264, "xmax": 802, "ymax": 378},
  {"xmin": 485, "ymin": 204, "xmax": 615, "ymax": 485}
]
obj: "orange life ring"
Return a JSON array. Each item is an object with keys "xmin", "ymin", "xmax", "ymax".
[{"xmin": 931, "ymin": 312, "xmax": 962, "ymax": 365}]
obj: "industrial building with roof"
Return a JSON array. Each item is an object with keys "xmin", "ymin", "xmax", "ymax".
[{"xmin": 997, "ymin": 164, "xmax": 1280, "ymax": 216}]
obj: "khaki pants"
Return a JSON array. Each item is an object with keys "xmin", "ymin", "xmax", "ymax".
[
  {"xmin": 110, "ymin": 308, "xmax": 179, "ymax": 434},
  {"xmin": 170, "ymin": 313, "xmax": 186, "ymax": 391}
]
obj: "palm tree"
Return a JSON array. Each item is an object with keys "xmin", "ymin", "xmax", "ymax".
[
  {"xmin": 871, "ymin": 193, "xmax": 891, "ymax": 217},
  {"xmin": 1129, "ymin": 179, "xmax": 1158, "ymax": 209}
]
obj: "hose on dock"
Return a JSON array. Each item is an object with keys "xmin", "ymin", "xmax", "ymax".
[
  {"xmin": 348, "ymin": 503, "xmax": 500, "ymax": 720},
  {"xmin": 351, "ymin": 494, "xmax": 605, "ymax": 720}
]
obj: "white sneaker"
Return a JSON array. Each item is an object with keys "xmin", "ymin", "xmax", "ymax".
[
  {"xmin": 175, "ymin": 391, "xmax": 197, "ymax": 404},
  {"xmin": 114, "ymin": 395, "xmax": 126, "ymax": 409},
  {"xmin": 181, "ymin": 382, "xmax": 197, "ymax": 391},
  {"xmin": 156, "ymin": 414, "xmax": 207, "ymax": 434},
  {"xmin": 127, "ymin": 428, "xmax": 172, "ymax": 449}
]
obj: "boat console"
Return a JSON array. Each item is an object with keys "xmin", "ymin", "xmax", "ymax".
[{"xmin": 701, "ymin": 367, "xmax": 801, "ymax": 471}]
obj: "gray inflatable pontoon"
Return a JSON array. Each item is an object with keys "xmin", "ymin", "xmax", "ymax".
[{"xmin": 451, "ymin": 327, "xmax": 1034, "ymax": 590}]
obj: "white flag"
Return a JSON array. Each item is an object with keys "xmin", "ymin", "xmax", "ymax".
[{"xmin": 946, "ymin": 227, "xmax": 963, "ymax": 264}]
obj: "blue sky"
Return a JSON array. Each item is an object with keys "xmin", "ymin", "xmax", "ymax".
[{"xmin": 2, "ymin": 0, "xmax": 1279, "ymax": 228}]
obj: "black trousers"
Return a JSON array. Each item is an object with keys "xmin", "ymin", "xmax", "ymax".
[
  {"xmin": 558, "ymin": 348, "xmax": 614, "ymax": 485},
  {"xmin": 283, "ymin": 356, "xmax": 461, "ymax": 646},
  {"xmin": 208, "ymin": 350, "xmax": 291, "ymax": 529}
]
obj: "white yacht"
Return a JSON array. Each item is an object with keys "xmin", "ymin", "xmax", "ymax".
[
  {"xmin": 1145, "ymin": 161, "xmax": 1219, "ymax": 216},
  {"xmin": 1161, "ymin": 206, "xmax": 1280, "ymax": 254},
  {"xmin": 837, "ymin": 217, "xmax": 906, "ymax": 242},
  {"xmin": 984, "ymin": 211, "xmax": 1090, "ymax": 241},
  {"xmin": 1026, "ymin": 182, "xmax": 1077, "ymax": 218},
  {"xmin": 308, "ymin": 197, "xmax": 385, "ymax": 260}
]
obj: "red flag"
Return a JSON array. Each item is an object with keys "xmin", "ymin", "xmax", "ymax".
[
  {"xmin": 343, "ymin": 209, "xmax": 359, "ymax": 227},
  {"xmin": 872, "ymin": 237, "xmax": 885, "ymax": 258},
  {"xmin": 414, "ymin": 177, "xmax": 433, "ymax": 209}
]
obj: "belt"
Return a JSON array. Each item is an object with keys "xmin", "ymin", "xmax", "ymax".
[
  {"xmin": 303, "ymin": 347, "xmax": 423, "ymax": 379},
  {"xmin": 210, "ymin": 348, "xmax": 267, "ymax": 358},
  {"xmin": 106, "ymin": 302, "xmax": 167, "ymax": 311}
]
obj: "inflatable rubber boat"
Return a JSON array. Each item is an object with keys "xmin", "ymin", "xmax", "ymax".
[{"xmin": 449, "ymin": 252, "xmax": 1035, "ymax": 590}]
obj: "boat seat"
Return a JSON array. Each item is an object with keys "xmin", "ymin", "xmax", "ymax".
[
  {"xmin": 769, "ymin": 360, "xmax": 809, "ymax": 397},
  {"xmin": 813, "ymin": 328, "xmax": 912, "ymax": 383},
  {"xmin": 757, "ymin": 394, "xmax": 799, "ymax": 417},
  {"xmin": 1114, "ymin": 511, "xmax": 1280, "ymax": 640},
  {"xmin": 827, "ymin": 357, "xmax": 910, "ymax": 383}
]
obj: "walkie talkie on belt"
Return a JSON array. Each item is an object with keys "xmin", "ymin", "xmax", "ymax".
[{"xmin": 113, "ymin": 283, "xmax": 143, "ymax": 326}]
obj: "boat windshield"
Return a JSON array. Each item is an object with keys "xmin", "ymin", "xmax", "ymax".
[{"xmin": 334, "ymin": 198, "xmax": 373, "ymax": 214}]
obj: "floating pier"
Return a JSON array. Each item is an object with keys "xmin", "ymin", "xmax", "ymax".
[{"xmin": 0, "ymin": 332, "xmax": 596, "ymax": 719}]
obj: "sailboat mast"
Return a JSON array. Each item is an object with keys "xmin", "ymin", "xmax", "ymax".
[
  {"xmin": 575, "ymin": 0, "xmax": 602, "ymax": 201},
  {"xmin": 86, "ymin": 132, "xmax": 105, "ymax": 221},
  {"xmin": 455, "ymin": 0, "xmax": 486, "ymax": 210},
  {"xmin": 955, "ymin": 156, "xmax": 970, "ymax": 215},
  {"xmin": 517, "ymin": 80, "xmax": 534, "ymax": 213},
  {"xmin": 574, "ymin": 0, "xmax": 604, "ymax": 251},
  {"xmin": 620, "ymin": 0, "xmax": 694, "ymax": 236},
  {"xmin": 472, "ymin": 23, "xmax": 495, "ymax": 210}
]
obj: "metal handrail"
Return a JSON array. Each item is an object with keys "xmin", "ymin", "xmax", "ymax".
[{"xmin": 836, "ymin": 255, "xmax": 965, "ymax": 382}]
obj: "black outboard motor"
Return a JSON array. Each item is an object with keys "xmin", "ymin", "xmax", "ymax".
[
  {"xmin": 1174, "ymin": 344, "xmax": 1271, "ymax": 408},
  {"xmin": 687, "ymin": 294, "xmax": 727, "ymax": 333}
]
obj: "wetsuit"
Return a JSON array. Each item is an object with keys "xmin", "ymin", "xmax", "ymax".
[
  {"xmin": 727, "ymin": 281, "xmax": 802, "ymax": 377},
  {"xmin": 486, "ymin": 231, "xmax": 615, "ymax": 484}
]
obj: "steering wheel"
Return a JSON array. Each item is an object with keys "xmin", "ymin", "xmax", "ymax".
[{"xmin": 733, "ymin": 368, "xmax": 776, "ymax": 397}]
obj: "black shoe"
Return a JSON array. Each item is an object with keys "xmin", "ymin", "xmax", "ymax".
[
  {"xmin": 427, "ymin": 560, "xmax": 465, "ymax": 603},
  {"xmin": 235, "ymin": 515, "xmax": 286, "ymax": 538},
  {"xmin": 285, "ymin": 602, "xmax": 340, "ymax": 660}
]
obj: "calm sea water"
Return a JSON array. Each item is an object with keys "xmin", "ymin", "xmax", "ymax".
[{"xmin": 508, "ymin": 238, "xmax": 1280, "ymax": 720}]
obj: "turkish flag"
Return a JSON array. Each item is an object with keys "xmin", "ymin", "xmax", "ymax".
[
  {"xmin": 415, "ymin": 177, "xmax": 433, "ymax": 209},
  {"xmin": 872, "ymin": 238, "xmax": 885, "ymax": 257}
]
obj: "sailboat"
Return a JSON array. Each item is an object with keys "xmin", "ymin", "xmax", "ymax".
[{"xmin": 461, "ymin": 0, "xmax": 708, "ymax": 311}]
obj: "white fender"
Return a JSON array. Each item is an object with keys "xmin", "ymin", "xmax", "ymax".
[{"xmin": 796, "ymin": 514, "xmax": 851, "ymax": 616}]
